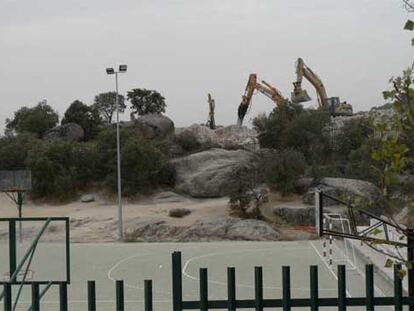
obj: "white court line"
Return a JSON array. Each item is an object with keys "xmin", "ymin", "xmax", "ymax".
[
  {"xmin": 309, "ymin": 241, "xmax": 352, "ymax": 297},
  {"xmin": 332, "ymin": 241, "xmax": 388, "ymax": 297},
  {"xmin": 106, "ymin": 245, "xmax": 201, "ymax": 290},
  {"xmin": 107, "ymin": 252, "xmax": 152, "ymax": 290},
  {"xmin": 182, "ymin": 246, "xmax": 337, "ymax": 292}
]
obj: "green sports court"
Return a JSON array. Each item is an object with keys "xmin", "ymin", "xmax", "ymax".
[{"xmin": 0, "ymin": 239, "xmax": 397, "ymax": 310}]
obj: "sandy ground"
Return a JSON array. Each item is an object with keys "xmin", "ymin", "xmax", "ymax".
[
  {"xmin": 0, "ymin": 193, "xmax": 228, "ymax": 242},
  {"xmin": 0, "ymin": 192, "xmax": 313, "ymax": 242}
]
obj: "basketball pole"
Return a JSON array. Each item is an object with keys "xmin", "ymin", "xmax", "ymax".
[{"xmin": 17, "ymin": 192, "xmax": 23, "ymax": 243}]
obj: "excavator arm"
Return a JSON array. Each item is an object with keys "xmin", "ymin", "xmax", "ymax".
[
  {"xmin": 237, "ymin": 74, "xmax": 285, "ymax": 125},
  {"xmin": 292, "ymin": 58, "xmax": 327, "ymax": 108},
  {"xmin": 206, "ymin": 93, "xmax": 216, "ymax": 129},
  {"xmin": 291, "ymin": 58, "xmax": 353, "ymax": 116}
]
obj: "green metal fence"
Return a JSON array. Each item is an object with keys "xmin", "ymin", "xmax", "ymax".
[{"xmin": 2, "ymin": 251, "xmax": 414, "ymax": 310}]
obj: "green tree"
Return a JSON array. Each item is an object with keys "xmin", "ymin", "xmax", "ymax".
[
  {"xmin": 5, "ymin": 101, "xmax": 59, "ymax": 138},
  {"xmin": 265, "ymin": 149, "xmax": 307, "ymax": 196},
  {"xmin": 252, "ymin": 102, "xmax": 304, "ymax": 149},
  {"xmin": 26, "ymin": 141, "xmax": 99, "ymax": 199},
  {"xmin": 253, "ymin": 104, "xmax": 330, "ymax": 164},
  {"xmin": 93, "ymin": 92, "xmax": 126, "ymax": 124},
  {"xmin": 0, "ymin": 134, "xmax": 40, "ymax": 169},
  {"xmin": 96, "ymin": 128, "xmax": 174, "ymax": 194},
  {"xmin": 127, "ymin": 88, "xmax": 166, "ymax": 116},
  {"xmin": 373, "ymin": 69, "xmax": 414, "ymax": 196},
  {"xmin": 62, "ymin": 100, "xmax": 102, "ymax": 140}
]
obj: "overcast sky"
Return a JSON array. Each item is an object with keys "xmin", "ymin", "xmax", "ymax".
[{"xmin": 0, "ymin": 0, "xmax": 412, "ymax": 131}]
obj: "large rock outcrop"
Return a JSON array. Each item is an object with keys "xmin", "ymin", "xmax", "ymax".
[
  {"xmin": 175, "ymin": 124, "xmax": 258, "ymax": 151},
  {"xmin": 171, "ymin": 148, "xmax": 259, "ymax": 197},
  {"xmin": 44, "ymin": 123, "xmax": 84, "ymax": 142},
  {"xmin": 125, "ymin": 217, "xmax": 279, "ymax": 242},
  {"xmin": 134, "ymin": 113, "xmax": 174, "ymax": 139},
  {"xmin": 303, "ymin": 177, "xmax": 385, "ymax": 213}
]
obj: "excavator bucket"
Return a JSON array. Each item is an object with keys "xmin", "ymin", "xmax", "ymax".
[{"xmin": 291, "ymin": 89, "xmax": 311, "ymax": 103}]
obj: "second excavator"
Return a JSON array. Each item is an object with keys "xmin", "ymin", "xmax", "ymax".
[
  {"xmin": 291, "ymin": 58, "xmax": 353, "ymax": 116},
  {"xmin": 237, "ymin": 73, "xmax": 286, "ymax": 125}
]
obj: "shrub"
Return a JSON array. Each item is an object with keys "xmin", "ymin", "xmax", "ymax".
[
  {"xmin": 265, "ymin": 149, "xmax": 307, "ymax": 196},
  {"xmin": 96, "ymin": 128, "xmax": 174, "ymax": 195},
  {"xmin": 0, "ymin": 134, "xmax": 40, "ymax": 169},
  {"xmin": 334, "ymin": 117, "xmax": 373, "ymax": 159},
  {"xmin": 168, "ymin": 208, "xmax": 191, "ymax": 218},
  {"xmin": 26, "ymin": 141, "xmax": 99, "ymax": 199},
  {"xmin": 175, "ymin": 131, "xmax": 201, "ymax": 153},
  {"xmin": 253, "ymin": 105, "xmax": 331, "ymax": 164}
]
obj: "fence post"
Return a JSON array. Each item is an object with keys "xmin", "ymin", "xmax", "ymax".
[
  {"xmin": 9, "ymin": 220, "xmax": 16, "ymax": 280},
  {"xmin": 407, "ymin": 228, "xmax": 414, "ymax": 311},
  {"xmin": 31, "ymin": 283, "xmax": 39, "ymax": 311},
  {"xmin": 310, "ymin": 266, "xmax": 318, "ymax": 311},
  {"xmin": 200, "ymin": 268, "xmax": 208, "ymax": 311},
  {"xmin": 282, "ymin": 266, "xmax": 291, "ymax": 311},
  {"xmin": 255, "ymin": 266, "xmax": 263, "ymax": 311},
  {"xmin": 87, "ymin": 280, "xmax": 96, "ymax": 311},
  {"xmin": 365, "ymin": 265, "xmax": 374, "ymax": 311},
  {"xmin": 144, "ymin": 280, "xmax": 153, "ymax": 311},
  {"xmin": 394, "ymin": 264, "xmax": 403, "ymax": 311},
  {"xmin": 3, "ymin": 284, "xmax": 11, "ymax": 311},
  {"xmin": 227, "ymin": 267, "xmax": 236, "ymax": 311},
  {"xmin": 59, "ymin": 283, "xmax": 68, "ymax": 311},
  {"xmin": 116, "ymin": 280, "xmax": 124, "ymax": 311},
  {"xmin": 172, "ymin": 252, "xmax": 183, "ymax": 311},
  {"xmin": 338, "ymin": 265, "xmax": 346, "ymax": 311}
]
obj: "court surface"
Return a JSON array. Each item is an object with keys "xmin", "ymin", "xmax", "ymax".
[{"xmin": 0, "ymin": 240, "xmax": 395, "ymax": 310}]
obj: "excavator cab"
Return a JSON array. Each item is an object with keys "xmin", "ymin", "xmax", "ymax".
[
  {"xmin": 324, "ymin": 97, "xmax": 353, "ymax": 116},
  {"xmin": 291, "ymin": 82, "xmax": 311, "ymax": 103},
  {"xmin": 324, "ymin": 97, "xmax": 340, "ymax": 115}
]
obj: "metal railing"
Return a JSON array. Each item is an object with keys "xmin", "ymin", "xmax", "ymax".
[{"xmin": 2, "ymin": 251, "xmax": 414, "ymax": 311}]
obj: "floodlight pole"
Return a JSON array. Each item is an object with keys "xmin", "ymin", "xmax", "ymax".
[
  {"xmin": 115, "ymin": 72, "xmax": 123, "ymax": 240},
  {"xmin": 106, "ymin": 65, "xmax": 126, "ymax": 240}
]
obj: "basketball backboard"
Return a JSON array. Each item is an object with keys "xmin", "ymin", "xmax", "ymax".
[
  {"xmin": 0, "ymin": 217, "xmax": 70, "ymax": 285},
  {"xmin": 0, "ymin": 170, "xmax": 32, "ymax": 192},
  {"xmin": 314, "ymin": 189, "xmax": 407, "ymax": 247}
]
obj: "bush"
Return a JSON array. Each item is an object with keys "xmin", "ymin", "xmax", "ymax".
[
  {"xmin": 96, "ymin": 128, "xmax": 174, "ymax": 195},
  {"xmin": 334, "ymin": 117, "xmax": 373, "ymax": 159},
  {"xmin": 168, "ymin": 208, "xmax": 191, "ymax": 218},
  {"xmin": 26, "ymin": 141, "xmax": 99, "ymax": 199},
  {"xmin": 0, "ymin": 134, "xmax": 40, "ymax": 169},
  {"xmin": 175, "ymin": 131, "xmax": 201, "ymax": 153},
  {"xmin": 265, "ymin": 149, "xmax": 307, "ymax": 196},
  {"xmin": 253, "ymin": 105, "xmax": 331, "ymax": 164}
]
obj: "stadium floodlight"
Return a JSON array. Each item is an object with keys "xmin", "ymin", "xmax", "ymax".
[{"xmin": 105, "ymin": 64, "xmax": 128, "ymax": 240}]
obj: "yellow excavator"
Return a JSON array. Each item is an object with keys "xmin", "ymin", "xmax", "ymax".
[
  {"xmin": 237, "ymin": 73, "xmax": 286, "ymax": 125},
  {"xmin": 291, "ymin": 58, "xmax": 353, "ymax": 116},
  {"xmin": 206, "ymin": 93, "xmax": 216, "ymax": 129}
]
